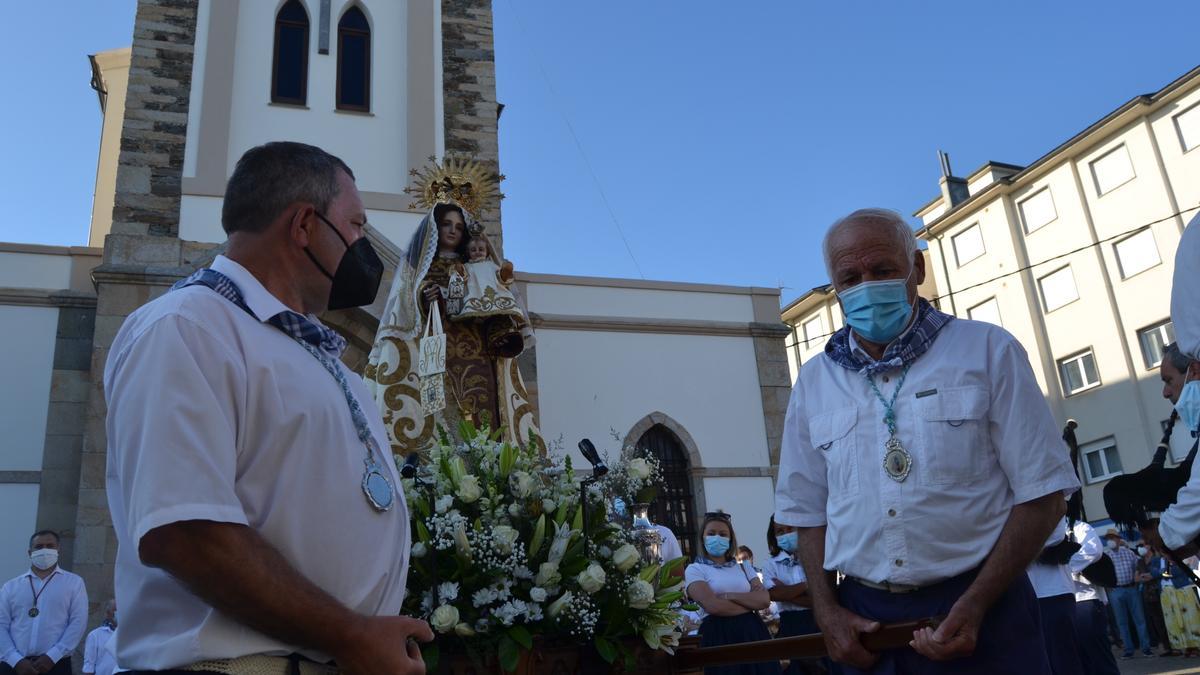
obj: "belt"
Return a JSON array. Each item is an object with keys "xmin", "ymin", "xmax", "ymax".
[
  {"xmin": 180, "ymin": 655, "xmax": 339, "ymax": 675},
  {"xmin": 847, "ymin": 577, "xmax": 924, "ymax": 594}
]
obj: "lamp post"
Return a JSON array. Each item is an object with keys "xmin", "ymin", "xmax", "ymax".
[{"xmin": 577, "ymin": 439, "xmax": 609, "ymax": 550}]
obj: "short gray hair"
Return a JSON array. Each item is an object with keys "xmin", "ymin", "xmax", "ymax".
[
  {"xmin": 222, "ymin": 142, "xmax": 354, "ymax": 235},
  {"xmin": 822, "ymin": 208, "xmax": 918, "ymax": 282},
  {"xmin": 1165, "ymin": 342, "xmax": 1193, "ymax": 373},
  {"xmin": 103, "ymin": 599, "xmax": 117, "ymax": 614}
]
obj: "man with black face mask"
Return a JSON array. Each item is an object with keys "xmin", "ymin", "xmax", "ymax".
[{"xmin": 104, "ymin": 142, "xmax": 431, "ymax": 675}]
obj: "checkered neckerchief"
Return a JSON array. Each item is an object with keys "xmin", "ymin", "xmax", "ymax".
[
  {"xmin": 172, "ymin": 268, "xmax": 348, "ymax": 358},
  {"xmin": 824, "ymin": 298, "xmax": 954, "ymax": 377}
]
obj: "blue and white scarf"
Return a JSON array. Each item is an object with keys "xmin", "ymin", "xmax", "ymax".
[
  {"xmin": 824, "ymin": 298, "xmax": 954, "ymax": 377},
  {"xmin": 173, "ymin": 268, "xmax": 348, "ymax": 357}
]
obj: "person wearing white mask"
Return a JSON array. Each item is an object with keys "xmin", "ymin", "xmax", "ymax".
[
  {"xmin": 1143, "ymin": 340, "xmax": 1200, "ymax": 559},
  {"xmin": 1103, "ymin": 531, "xmax": 1154, "ymax": 658},
  {"xmin": 0, "ymin": 531, "xmax": 88, "ymax": 675},
  {"xmin": 1145, "ymin": 214, "xmax": 1200, "ymax": 560},
  {"xmin": 775, "ymin": 208, "xmax": 1079, "ymax": 672},
  {"xmin": 763, "ymin": 517, "xmax": 819, "ymax": 675}
]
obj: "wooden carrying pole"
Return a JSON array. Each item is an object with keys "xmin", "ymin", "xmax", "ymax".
[{"xmin": 672, "ymin": 618, "xmax": 941, "ymax": 671}]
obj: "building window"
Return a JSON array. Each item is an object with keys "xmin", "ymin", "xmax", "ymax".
[
  {"xmin": 635, "ymin": 424, "xmax": 697, "ymax": 560},
  {"xmin": 952, "ymin": 223, "xmax": 985, "ymax": 267},
  {"xmin": 1059, "ymin": 349, "xmax": 1101, "ymax": 396},
  {"xmin": 271, "ymin": 0, "xmax": 310, "ymax": 105},
  {"xmin": 1175, "ymin": 102, "xmax": 1200, "ymax": 153},
  {"xmin": 1038, "ymin": 266, "xmax": 1079, "ymax": 313},
  {"xmin": 967, "ymin": 297, "xmax": 1002, "ymax": 326},
  {"xmin": 1090, "ymin": 144, "xmax": 1136, "ymax": 196},
  {"xmin": 1113, "ymin": 228, "xmax": 1160, "ymax": 279},
  {"xmin": 1081, "ymin": 437, "xmax": 1123, "ymax": 484},
  {"xmin": 337, "ymin": 5, "xmax": 371, "ymax": 111},
  {"xmin": 1018, "ymin": 187, "xmax": 1057, "ymax": 234},
  {"xmin": 1138, "ymin": 320, "xmax": 1175, "ymax": 369},
  {"xmin": 802, "ymin": 314, "xmax": 825, "ymax": 348}
]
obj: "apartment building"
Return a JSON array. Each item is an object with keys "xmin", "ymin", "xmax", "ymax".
[{"xmin": 784, "ymin": 65, "xmax": 1200, "ymax": 519}]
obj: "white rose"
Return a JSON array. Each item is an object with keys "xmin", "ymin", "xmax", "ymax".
[
  {"xmin": 435, "ymin": 494, "xmax": 454, "ymax": 514},
  {"xmin": 437, "ymin": 581, "xmax": 460, "ymax": 602},
  {"xmin": 627, "ymin": 458, "xmax": 652, "ymax": 480},
  {"xmin": 612, "ymin": 544, "xmax": 641, "ymax": 572},
  {"xmin": 542, "ymin": 498, "xmax": 557, "ymax": 514},
  {"xmin": 431, "ymin": 604, "xmax": 460, "ymax": 633},
  {"xmin": 577, "ymin": 562, "xmax": 606, "ymax": 594},
  {"xmin": 454, "ymin": 622, "xmax": 475, "ymax": 637},
  {"xmin": 410, "ymin": 542, "xmax": 427, "ymax": 558},
  {"xmin": 510, "ymin": 471, "xmax": 537, "ymax": 498},
  {"xmin": 627, "ymin": 578, "xmax": 655, "ymax": 609},
  {"xmin": 508, "ymin": 503, "xmax": 523, "ymax": 517},
  {"xmin": 535, "ymin": 561, "xmax": 561, "ymax": 587},
  {"xmin": 456, "ymin": 475, "xmax": 482, "ymax": 503},
  {"xmin": 529, "ymin": 587, "xmax": 548, "ymax": 602},
  {"xmin": 547, "ymin": 591, "xmax": 573, "ymax": 618},
  {"xmin": 493, "ymin": 525, "xmax": 520, "ymax": 554}
]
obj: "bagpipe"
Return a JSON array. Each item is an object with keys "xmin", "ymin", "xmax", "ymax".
[{"xmin": 1102, "ymin": 409, "xmax": 1200, "ymax": 583}]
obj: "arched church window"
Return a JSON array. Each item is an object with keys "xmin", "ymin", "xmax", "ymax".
[
  {"xmin": 635, "ymin": 424, "xmax": 698, "ymax": 560},
  {"xmin": 336, "ymin": 5, "xmax": 371, "ymax": 111},
  {"xmin": 271, "ymin": 0, "xmax": 309, "ymax": 105}
]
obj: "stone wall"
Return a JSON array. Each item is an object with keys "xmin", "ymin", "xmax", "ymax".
[
  {"xmin": 74, "ymin": 0, "xmax": 199, "ymax": 623},
  {"xmin": 441, "ymin": 0, "xmax": 504, "ymax": 254},
  {"xmin": 35, "ymin": 303, "xmax": 97, "ymax": 569}
]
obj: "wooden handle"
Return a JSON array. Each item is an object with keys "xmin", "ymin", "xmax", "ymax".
[{"xmin": 672, "ymin": 617, "xmax": 941, "ymax": 671}]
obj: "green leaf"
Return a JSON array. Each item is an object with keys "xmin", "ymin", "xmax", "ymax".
[
  {"xmin": 594, "ymin": 636, "xmax": 617, "ymax": 663},
  {"xmin": 499, "ymin": 635, "xmax": 520, "ymax": 672},
  {"xmin": 639, "ymin": 563, "xmax": 661, "ymax": 583},
  {"xmin": 655, "ymin": 591, "xmax": 684, "ymax": 604},
  {"xmin": 528, "ymin": 514, "xmax": 547, "ymax": 560},
  {"xmin": 415, "ymin": 519, "xmax": 431, "ymax": 544},
  {"xmin": 509, "ymin": 625, "xmax": 533, "ymax": 650},
  {"xmin": 422, "ymin": 642, "xmax": 439, "ymax": 671},
  {"xmin": 572, "ymin": 503, "xmax": 584, "ymax": 531}
]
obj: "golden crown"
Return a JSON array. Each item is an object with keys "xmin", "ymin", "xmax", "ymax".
[{"xmin": 405, "ymin": 155, "xmax": 504, "ymax": 219}]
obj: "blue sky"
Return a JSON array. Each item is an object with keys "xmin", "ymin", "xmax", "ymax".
[{"xmin": 4, "ymin": 2, "xmax": 1198, "ymax": 305}]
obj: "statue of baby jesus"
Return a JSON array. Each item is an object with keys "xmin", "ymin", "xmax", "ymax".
[{"xmin": 451, "ymin": 231, "xmax": 527, "ymax": 358}]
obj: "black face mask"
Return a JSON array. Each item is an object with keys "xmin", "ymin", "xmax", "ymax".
[{"xmin": 305, "ymin": 213, "xmax": 384, "ymax": 310}]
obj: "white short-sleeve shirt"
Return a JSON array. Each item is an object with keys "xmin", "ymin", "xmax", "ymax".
[
  {"xmin": 1026, "ymin": 517, "xmax": 1075, "ymax": 599},
  {"xmin": 684, "ymin": 560, "xmax": 757, "ymax": 621},
  {"xmin": 1069, "ymin": 521, "xmax": 1107, "ymax": 604},
  {"xmin": 774, "ymin": 319, "xmax": 1080, "ymax": 586},
  {"xmin": 104, "ymin": 256, "xmax": 410, "ymax": 669},
  {"xmin": 762, "ymin": 553, "xmax": 809, "ymax": 614}
]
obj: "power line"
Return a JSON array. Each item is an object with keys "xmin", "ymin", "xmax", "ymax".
[
  {"xmin": 783, "ymin": 204, "xmax": 1200, "ymax": 350},
  {"xmin": 501, "ymin": 0, "xmax": 646, "ymax": 279}
]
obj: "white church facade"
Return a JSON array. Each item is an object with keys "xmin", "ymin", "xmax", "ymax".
[{"xmin": 0, "ymin": 0, "xmax": 789, "ymax": 603}]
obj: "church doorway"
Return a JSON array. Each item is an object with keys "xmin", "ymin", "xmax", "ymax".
[{"xmin": 634, "ymin": 424, "xmax": 698, "ymax": 560}]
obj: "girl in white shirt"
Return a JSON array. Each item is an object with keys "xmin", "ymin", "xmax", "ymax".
[
  {"xmin": 763, "ymin": 517, "xmax": 820, "ymax": 675},
  {"xmin": 683, "ymin": 512, "xmax": 781, "ymax": 675}
]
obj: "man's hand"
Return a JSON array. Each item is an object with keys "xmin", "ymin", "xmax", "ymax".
[
  {"xmin": 14, "ymin": 658, "xmax": 39, "ymax": 675},
  {"xmin": 910, "ymin": 595, "xmax": 984, "ymax": 661},
  {"xmin": 31, "ymin": 655, "xmax": 55, "ymax": 674},
  {"xmin": 335, "ymin": 616, "xmax": 434, "ymax": 675},
  {"xmin": 814, "ymin": 603, "xmax": 880, "ymax": 669}
]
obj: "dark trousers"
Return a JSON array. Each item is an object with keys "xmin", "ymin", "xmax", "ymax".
[
  {"xmin": 1036, "ymin": 594, "xmax": 1083, "ymax": 675},
  {"xmin": 1073, "ymin": 599, "xmax": 1120, "ymax": 675},
  {"xmin": 0, "ymin": 657, "xmax": 71, "ymax": 675},
  {"xmin": 837, "ymin": 570, "xmax": 1050, "ymax": 674},
  {"xmin": 777, "ymin": 610, "xmax": 828, "ymax": 675}
]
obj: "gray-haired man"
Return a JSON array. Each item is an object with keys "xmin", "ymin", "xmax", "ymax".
[
  {"xmin": 774, "ymin": 208, "xmax": 1080, "ymax": 672},
  {"xmin": 106, "ymin": 142, "xmax": 431, "ymax": 674}
]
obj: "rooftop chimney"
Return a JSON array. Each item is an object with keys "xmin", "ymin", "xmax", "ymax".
[{"xmin": 937, "ymin": 150, "xmax": 969, "ymax": 208}]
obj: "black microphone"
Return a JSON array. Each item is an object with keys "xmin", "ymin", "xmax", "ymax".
[
  {"xmin": 400, "ymin": 452, "xmax": 420, "ymax": 479},
  {"xmin": 577, "ymin": 439, "xmax": 608, "ymax": 478}
]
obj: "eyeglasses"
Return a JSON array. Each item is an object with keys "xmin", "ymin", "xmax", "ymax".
[{"xmin": 704, "ymin": 512, "xmax": 732, "ymax": 522}]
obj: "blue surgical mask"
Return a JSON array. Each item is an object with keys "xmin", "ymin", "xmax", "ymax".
[
  {"xmin": 777, "ymin": 531, "xmax": 798, "ymax": 554},
  {"xmin": 1176, "ymin": 378, "xmax": 1200, "ymax": 434},
  {"xmin": 704, "ymin": 535, "xmax": 730, "ymax": 557},
  {"xmin": 838, "ymin": 276, "xmax": 914, "ymax": 345}
]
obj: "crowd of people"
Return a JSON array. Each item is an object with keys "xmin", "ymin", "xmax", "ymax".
[{"xmin": 15, "ymin": 142, "xmax": 1196, "ymax": 674}]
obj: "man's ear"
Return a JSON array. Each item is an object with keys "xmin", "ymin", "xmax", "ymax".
[
  {"xmin": 1188, "ymin": 360, "xmax": 1200, "ymax": 380},
  {"xmin": 286, "ymin": 204, "xmax": 316, "ymax": 248},
  {"xmin": 913, "ymin": 249, "xmax": 926, "ymax": 287}
]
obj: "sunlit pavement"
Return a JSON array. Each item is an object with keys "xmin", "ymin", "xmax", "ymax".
[{"xmin": 1117, "ymin": 650, "xmax": 1200, "ymax": 674}]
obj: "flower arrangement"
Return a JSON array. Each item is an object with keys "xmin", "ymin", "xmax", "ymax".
[
  {"xmin": 401, "ymin": 423, "xmax": 689, "ymax": 672},
  {"xmin": 597, "ymin": 441, "xmax": 664, "ymax": 510}
]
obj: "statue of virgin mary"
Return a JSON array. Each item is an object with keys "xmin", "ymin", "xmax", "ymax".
[{"xmin": 364, "ymin": 158, "xmax": 541, "ymax": 454}]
